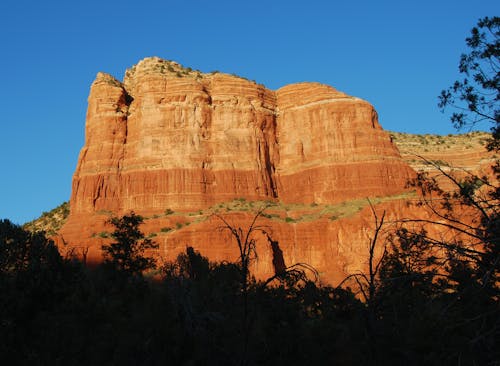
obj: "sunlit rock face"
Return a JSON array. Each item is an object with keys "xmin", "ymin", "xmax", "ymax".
[
  {"xmin": 275, "ymin": 82, "xmax": 412, "ymax": 203},
  {"xmin": 59, "ymin": 57, "xmax": 415, "ymax": 284}
]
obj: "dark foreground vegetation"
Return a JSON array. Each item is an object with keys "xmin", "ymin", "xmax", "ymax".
[
  {"xmin": 1, "ymin": 205, "xmax": 499, "ymax": 366},
  {"xmin": 1, "ymin": 16, "xmax": 499, "ymax": 365}
]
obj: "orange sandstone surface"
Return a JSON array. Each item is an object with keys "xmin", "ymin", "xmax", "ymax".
[{"xmin": 58, "ymin": 57, "xmax": 416, "ymax": 284}]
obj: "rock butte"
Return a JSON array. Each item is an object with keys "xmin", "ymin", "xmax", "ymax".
[{"xmin": 58, "ymin": 57, "xmax": 417, "ymax": 284}]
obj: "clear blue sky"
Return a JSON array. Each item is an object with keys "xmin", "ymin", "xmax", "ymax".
[{"xmin": 1, "ymin": 0, "xmax": 498, "ymax": 224}]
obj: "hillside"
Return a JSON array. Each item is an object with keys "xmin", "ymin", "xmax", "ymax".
[
  {"xmin": 391, "ymin": 130, "xmax": 494, "ymax": 170},
  {"xmin": 391, "ymin": 131, "xmax": 495, "ymax": 191},
  {"xmin": 23, "ymin": 202, "xmax": 70, "ymax": 236}
]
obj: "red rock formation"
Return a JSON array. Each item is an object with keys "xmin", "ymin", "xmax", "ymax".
[
  {"xmin": 58, "ymin": 57, "xmax": 416, "ymax": 284},
  {"xmin": 275, "ymin": 83, "xmax": 412, "ymax": 203}
]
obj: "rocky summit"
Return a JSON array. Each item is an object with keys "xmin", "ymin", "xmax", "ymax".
[{"xmin": 58, "ymin": 57, "xmax": 416, "ymax": 284}]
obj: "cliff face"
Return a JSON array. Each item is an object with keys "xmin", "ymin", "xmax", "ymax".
[
  {"xmin": 275, "ymin": 83, "xmax": 411, "ymax": 203},
  {"xmin": 71, "ymin": 59, "xmax": 281, "ymax": 215},
  {"xmin": 59, "ymin": 57, "xmax": 415, "ymax": 283}
]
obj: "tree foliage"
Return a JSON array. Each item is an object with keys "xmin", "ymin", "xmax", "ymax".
[
  {"xmin": 0, "ymin": 219, "xmax": 62, "ymax": 275},
  {"xmin": 359, "ymin": 16, "xmax": 500, "ymax": 363},
  {"xmin": 101, "ymin": 212, "xmax": 158, "ymax": 276},
  {"xmin": 439, "ymin": 16, "xmax": 499, "ymax": 150},
  {"xmin": 434, "ymin": 17, "xmax": 500, "ymax": 294}
]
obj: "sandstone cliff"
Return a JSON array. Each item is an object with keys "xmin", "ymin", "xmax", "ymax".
[{"xmin": 59, "ymin": 57, "xmax": 416, "ymax": 284}]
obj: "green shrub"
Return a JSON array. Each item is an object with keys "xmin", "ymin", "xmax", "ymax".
[{"xmin": 98, "ymin": 231, "xmax": 109, "ymax": 238}]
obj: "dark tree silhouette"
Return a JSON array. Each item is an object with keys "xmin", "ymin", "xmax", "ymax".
[
  {"xmin": 438, "ymin": 16, "xmax": 499, "ymax": 150},
  {"xmin": 101, "ymin": 212, "xmax": 158, "ymax": 276},
  {"xmin": 0, "ymin": 219, "xmax": 62, "ymax": 275},
  {"xmin": 360, "ymin": 17, "xmax": 500, "ymax": 363}
]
